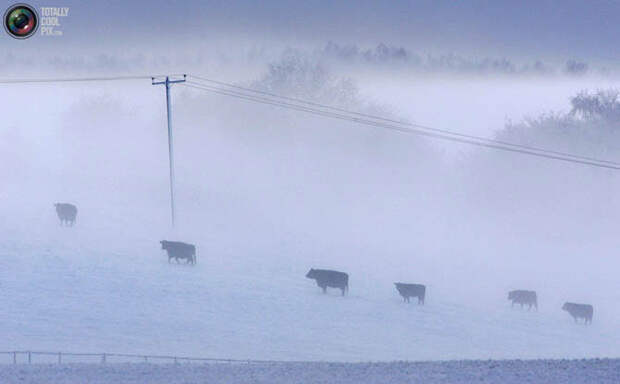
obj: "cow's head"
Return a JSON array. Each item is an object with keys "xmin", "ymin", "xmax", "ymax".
[
  {"xmin": 562, "ymin": 303, "xmax": 569, "ymax": 311},
  {"xmin": 160, "ymin": 240, "xmax": 168, "ymax": 250},
  {"xmin": 306, "ymin": 268, "xmax": 316, "ymax": 279},
  {"xmin": 508, "ymin": 291, "xmax": 515, "ymax": 300}
]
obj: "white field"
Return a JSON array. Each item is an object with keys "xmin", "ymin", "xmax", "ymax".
[{"xmin": 1, "ymin": 210, "xmax": 618, "ymax": 363}]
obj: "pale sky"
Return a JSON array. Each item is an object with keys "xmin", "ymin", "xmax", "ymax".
[{"xmin": 3, "ymin": 0, "xmax": 620, "ymax": 65}]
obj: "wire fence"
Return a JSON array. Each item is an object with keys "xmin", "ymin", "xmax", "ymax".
[{"xmin": 0, "ymin": 351, "xmax": 282, "ymax": 365}]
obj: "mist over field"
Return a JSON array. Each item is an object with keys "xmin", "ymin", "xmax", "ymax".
[{"xmin": 2, "ymin": 43, "xmax": 620, "ymax": 362}]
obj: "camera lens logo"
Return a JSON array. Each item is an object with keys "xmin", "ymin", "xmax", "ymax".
[{"xmin": 4, "ymin": 3, "xmax": 39, "ymax": 39}]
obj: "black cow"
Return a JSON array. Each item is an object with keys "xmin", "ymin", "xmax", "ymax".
[
  {"xmin": 160, "ymin": 240, "xmax": 196, "ymax": 264},
  {"xmin": 508, "ymin": 290, "xmax": 538, "ymax": 310},
  {"xmin": 394, "ymin": 283, "xmax": 426, "ymax": 304},
  {"xmin": 306, "ymin": 269, "xmax": 348, "ymax": 296},
  {"xmin": 562, "ymin": 302, "xmax": 593, "ymax": 324},
  {"xmin": 54, "ymin": 203, "xmax": 78, "ymax": 226}
]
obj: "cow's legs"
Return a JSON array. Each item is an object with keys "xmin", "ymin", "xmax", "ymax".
[
  {"xmin": 321, "ymin": 286, "xmax": 327, "ymax": 294},
  {"xmin": 341, "ymin": 287, "xmax": 345, "ymax": 296},
  {"xmin": 419, "ymin": 297, "xmax": 424, "ymax": 305}
]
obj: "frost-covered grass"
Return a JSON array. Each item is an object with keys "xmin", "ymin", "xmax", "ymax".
[
  {"xmin": 1, "ymin": 212, "xmax": 619, "ymax": 362},
  {"xmin": 1, "ymin": 359, "xmax": 619, "ymax": 384}
]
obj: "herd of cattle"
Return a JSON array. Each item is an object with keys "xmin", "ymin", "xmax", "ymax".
[
  {"xmin": 54, "ymin": 203, "xmax": 595, "ymax": 324},
  {"xmin": 303, "ymin": 269, "xmax": 593, "ymax": 324}
]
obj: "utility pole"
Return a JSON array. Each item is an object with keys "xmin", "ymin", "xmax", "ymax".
[{"xmin": 152, "ymin": 74, "xmax": 186, "ymax": 227}]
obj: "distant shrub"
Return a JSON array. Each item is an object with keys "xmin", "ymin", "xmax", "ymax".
[{"xmin": 565, "ymin": 60, "xmax": 589, "ymax": 76}]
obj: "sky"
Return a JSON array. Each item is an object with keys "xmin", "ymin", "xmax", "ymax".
[{"xmin": 2, "ymin": 1, "xmax": 620, "ymax": 67}]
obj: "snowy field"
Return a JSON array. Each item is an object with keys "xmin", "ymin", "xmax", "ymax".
[
  {"xmin": 1, "ymin": 210, "xmax": 619, "ymax": 363},
  {"xmin": 1, "ymin": 359, "xmax": 619, "ymax": 384}
]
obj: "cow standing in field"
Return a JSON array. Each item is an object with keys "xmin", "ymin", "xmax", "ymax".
[
  {"xmin": 306, "ymin": 269, "xmax": 348, "ymax": 296},
  {"xmin": 54, "ymin": 203, "xmax": 78, "ymax": 226},
  {"xmin": 562, "ymin": 302, "xmax": 593, "ymax": 324},
  {"xmin": 508, "ymin": 290, "xmax": 538, "ymax": 310},
  {"xmin": 394, "ymin": 283, "xmax": 426, "ymax": 304},
  {"xmin": 160, "ymin": 241, "xmax": 196, "ymax": 265}
]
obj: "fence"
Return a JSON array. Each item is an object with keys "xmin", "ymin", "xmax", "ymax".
[{"xmin": 0, "ymin": 351, "xmax": 281, "ymax": 365}]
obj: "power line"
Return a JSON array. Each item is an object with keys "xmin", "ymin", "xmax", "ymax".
[
  {"xmin": 180, "ymin": 81, "xmax": 620, "ymax": 170},
  {"xmin": 2, "ymin": 72, "xmax": 619, "ymax": 170},
  {"xmin": 188, "ymin": 75, "xmax": 620, "ymax": 167},
  {"xmin": 0, "ymin": 74, "xmax": 185, "ymax": 84}
]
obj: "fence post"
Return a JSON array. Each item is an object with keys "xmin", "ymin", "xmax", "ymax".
[
  {"xmin": 102, "ymin": 353, "xmax": 106, "ymax": 364},
  {"xmin": 144, "ymin": 356, "xmax": 148, "ymax": 363},
  {"xmin": 13, "ymin": 352, "xmax": 16, "ymax": 364},
  {"xmin": 58, "ymin": 352, "xmax": 62, "ymax": 364},
  {"xmin": 174, "ymin": 357, "xmax": 178, "ymax": 365},
  {"xmin": 28, "ymin": 351, "xmax": 31, "ymax": 364}
]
